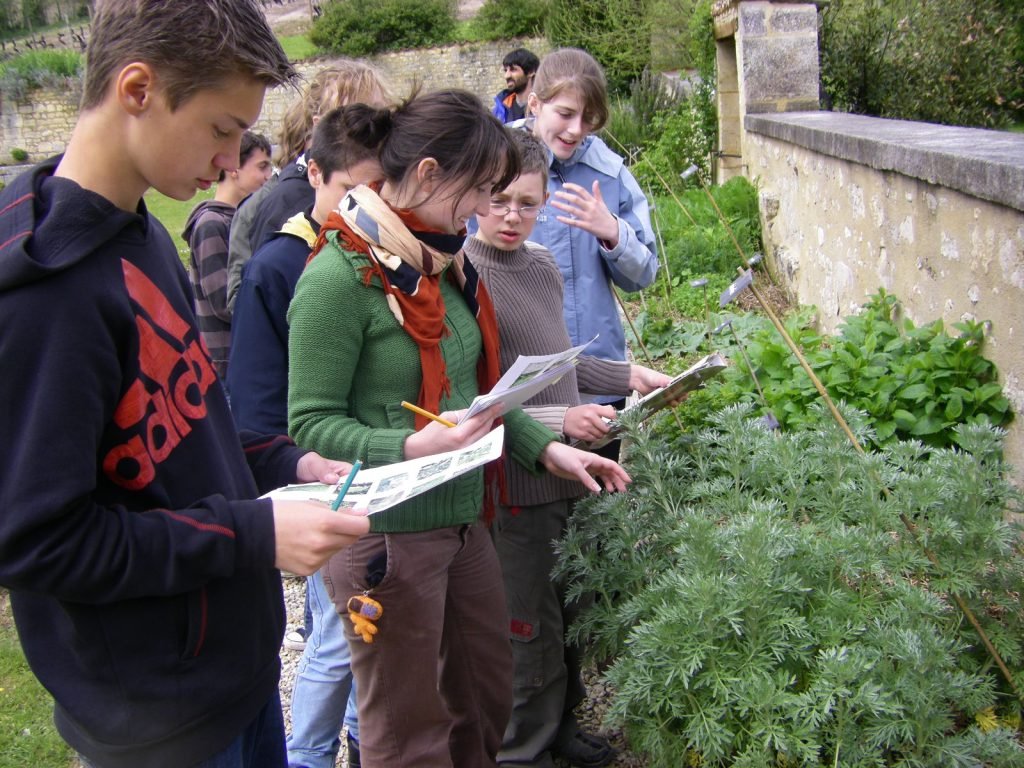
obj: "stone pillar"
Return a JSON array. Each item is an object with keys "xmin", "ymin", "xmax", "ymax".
[{"xmin": 712, "ymin": 0, "xmax": 820, "ymax": 182}]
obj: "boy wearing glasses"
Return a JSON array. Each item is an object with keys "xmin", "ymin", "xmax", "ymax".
[{"xmin": 466, "ymin": 130, "xmax": 668, "ymax": 768}]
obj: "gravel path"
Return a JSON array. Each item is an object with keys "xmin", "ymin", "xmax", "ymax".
[{"xmin": 278, "ymin": 574, "xmax": 646, "ymax": 767}]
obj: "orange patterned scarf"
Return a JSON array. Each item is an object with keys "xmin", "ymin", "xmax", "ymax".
[{"xmin": 309, "ymin": 184, "xmax": 503, "ymax": 431}]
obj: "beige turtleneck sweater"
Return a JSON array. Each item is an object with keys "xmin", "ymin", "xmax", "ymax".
[{"xmin": 466, "ymin": 236, "xmax": 631, "ymax": 505}]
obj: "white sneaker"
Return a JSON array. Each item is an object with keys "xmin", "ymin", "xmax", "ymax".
[{"xmin": 283, "ymin": 628, "xmax": 307, "ymax": 652}]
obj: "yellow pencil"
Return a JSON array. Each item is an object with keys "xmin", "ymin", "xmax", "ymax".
[{"xmin": 401, "ymin": 400, "xmax": 457, "ymax": 428}]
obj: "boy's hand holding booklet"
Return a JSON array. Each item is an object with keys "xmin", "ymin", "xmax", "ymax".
[{"xmin": 579, "ymin": 352, "xmax": 728, "ymax": 449}]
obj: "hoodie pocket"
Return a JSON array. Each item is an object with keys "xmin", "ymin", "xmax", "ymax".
[{"xmin": 181, "ymin": 586, "xmax": 208, "ymax": 659}]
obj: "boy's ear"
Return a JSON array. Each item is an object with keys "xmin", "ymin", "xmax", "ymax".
[
  {"xmin": 307, "ymin": 159, "xmax": 323, "ymax": 190},
  {"xmin": 116, "ymin": 62, "xmax": 159, "ymax": 117}
]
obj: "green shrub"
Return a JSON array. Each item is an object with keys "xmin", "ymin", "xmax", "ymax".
[
  {"xmin": 310, "ymin": 0, "xmax": 456, "ymax": 57},
  {"xmin": 632, "ymin": 78, "xmax": 716, "ymax": 194},
  {"xmin": 602, "ymin": 68, "xmax": 685, "ymax": 164},
  {"xmin": 557, "ymin": 404, "xmax": 1024, "ymax": 765},
  {"xmin": 0, "ymin": 49, "xmax": 83, "ymax": 101},
  {"xmin": 470, "ymin": 0, "xmax": 549, "ymax": 41},
  {"xmin": 545, "ymin": 0, "xmax": 650, "ymax": 93},
  {"xmin": 821, "ymin": 0, "xmax": 1024, "ymax": 128},
  {"xmin": 9, "ymin": 147, "xmax": 27, "ymax": 163},
  {"xmin": 729, "ymin": 290, "xmax": 1014, "ymax": 449},
  {"xmin": 650, "ymin": 178, "xmax": 761, "ymax": 278}
]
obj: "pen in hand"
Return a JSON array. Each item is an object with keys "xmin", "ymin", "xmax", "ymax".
[
  {"xmin": 401, "ymin": 400, "xmax": 456, "ymax": 428},
  {"xmin": 331, "ymin": 460, "xmax": 362, "ymax": 511}
]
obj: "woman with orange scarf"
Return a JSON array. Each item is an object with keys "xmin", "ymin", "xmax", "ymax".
[{"xmin": 286, "ymin": 90, "xmax": 629, "ymax": 768}]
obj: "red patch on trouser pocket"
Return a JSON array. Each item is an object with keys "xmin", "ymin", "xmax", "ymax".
[{"xmin": 510, "ymin": 618, "xmax": 534, "ymax": 638}]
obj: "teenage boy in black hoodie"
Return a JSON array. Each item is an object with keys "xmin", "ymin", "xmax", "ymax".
[{"xmin": 0, "ymin": 2, "xmax": 370, "ymax": 768}]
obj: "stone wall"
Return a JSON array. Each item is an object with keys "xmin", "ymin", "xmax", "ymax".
[
  {"xmin": 714, "ymin": 0, "xmax": 1024, "ymax": 482},
  {"xmin": 713, "ymin": 0, "xmax": 820, "ymax": 182},
  {"xmin": 0, "ymin": 83, "xmax": 79, "ymax": 166},
  {"xmin": 746, "ymin": 112, "xmax": 1024, "ymax": 480},
  {"xmin": 0, "ymin": 37, "xmax": 548, "ymax": 167}
]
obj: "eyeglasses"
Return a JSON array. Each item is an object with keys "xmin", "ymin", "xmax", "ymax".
[{"xmin": 489, "ymin": 202, "xmax": 542, "ymax": 219}]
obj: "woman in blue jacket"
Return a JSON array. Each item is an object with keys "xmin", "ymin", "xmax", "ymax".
[{"xmin": 525, "ymin": 48, "xmax": 659, "ymax": 408}]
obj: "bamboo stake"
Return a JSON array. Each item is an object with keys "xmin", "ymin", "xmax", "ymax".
[
  {"xmin": 741, "ymin": 268, "xmax": 1021, "ymax": 700},
  {"xmin": 685, "ymin": 164, "xmax": 778, "ymax": 286}
]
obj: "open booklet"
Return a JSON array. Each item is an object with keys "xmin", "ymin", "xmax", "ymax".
[
  {"xmin": 263, "ymin": 426, "xmax": 504, "ymax": 515},
  {"xmin": 462, "ymin": 336, "xmax": 598, "ymax": 419},
  {"xmin": 578, "ymin": 352, "xmax": 729, "ymax": 450}
]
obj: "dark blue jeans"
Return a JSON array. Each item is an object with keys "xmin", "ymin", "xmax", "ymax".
[{"xmin": 78, "ymin": 692, "xmax": 287, "ymax": 768}]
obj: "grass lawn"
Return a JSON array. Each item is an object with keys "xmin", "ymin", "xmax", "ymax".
[
  {"xmin": 145, "ymin": 188, "xmax": 215, "ymax": 265},
  {"xmin": 0, "ymin": 590, "xmax": 73, "ymax": 768},
  {"xmin": 278, "ymin": 33, "xmax": 320, "ymax": 61}
]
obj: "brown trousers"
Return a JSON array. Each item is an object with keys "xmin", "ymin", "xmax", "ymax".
[{"xmin": 323, "ymin": 523, "xmax": 513, "ymax": 768}]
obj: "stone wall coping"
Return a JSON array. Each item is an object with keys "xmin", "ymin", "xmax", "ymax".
[{"xmin": 745, "ymin": 111, "xmax": 1024, "ymax": 213}]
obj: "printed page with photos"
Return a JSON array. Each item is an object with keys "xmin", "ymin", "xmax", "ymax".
[
  {"xmin": 463, "ymin": 336, "xmax": 598, "ymax": 419},
  {"xmin": 263, "ymin": 426, "xmax": 505, "ymax": 515},
  {"xmin": 578, "ymin": 353, "xmax": 729, "ymax": 449}
]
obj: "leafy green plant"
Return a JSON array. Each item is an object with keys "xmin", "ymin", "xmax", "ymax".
[
  {"xmin": 310, "ymin": 0, "xmax": 457, "ymax": 57},
  {"xmin": 648, "ymin": 178, "xmax": 762, "ymax": 280},
  {"xmin": 731, "ymin": 290, "xmax": 1013, "ymax": 449},
  {"xmin": 9, "ymin": 147, "xmax": 27, "ymax": 163},
  {"xmin": 602, "ymin": 67, "xmax": 685, "ymax": 164},
  {"xmin": 557, "ymin": 404, "xmax": 1024, "ymax": 766},
  {"xmin": 631, "ymin": 77, "xmax": 716, "ymax": 194},
  {"xmin": 469, "ymin": 0, "xmax": 548, "ymax": 41},
  {"xmin": 649, "ymin": 0, "xmax": 714, "ymax": 73}
]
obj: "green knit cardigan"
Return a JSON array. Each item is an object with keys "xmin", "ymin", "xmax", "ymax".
[{"xmin": 287, "ymin": 232, "xmax": 556, "ymax": 533}]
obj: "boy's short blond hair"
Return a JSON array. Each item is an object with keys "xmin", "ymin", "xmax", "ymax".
[{"xmin": 81, "ymin": 0, "xmax": 298, "ymax": 112}]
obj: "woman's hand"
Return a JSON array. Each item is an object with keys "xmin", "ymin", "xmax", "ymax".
[
  {"xmin": 551, "ymin": 181, "xmax": 619, "ymax": 246},
  {"xmin": 295, "ymin": 452, "xmax": 353, "ymax": 486},
  {"xmin": 563, "ymin": 403, "xmax": 617, "ymax": 442},
  {"xmin": 539, "ymin": 441, "xmax": 630, "ymax": 493},
  {"xmin": 403, "ymin": 404, "xmax": 504, "ymax": 460}
]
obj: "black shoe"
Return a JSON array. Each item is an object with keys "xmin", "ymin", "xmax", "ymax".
[
  {"xmin": 551, "ymin": 729, "xmax": 616, "ymax": 768},
  {"xmin": 346, "ymin": 732, "xmax": 361, "ymax": 768}
]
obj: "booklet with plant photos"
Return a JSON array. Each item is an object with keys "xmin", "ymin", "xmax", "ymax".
[
  {"xmin": 263, "ymin": 426, "xmax": 504, "ymax": 515},
  {"xmin": 462, "ymin": 336, "xmax": 598, "ymax": 419},
  {"xmin": 579, "ymin": 353, "xmax": 729, "ymax": 449}
]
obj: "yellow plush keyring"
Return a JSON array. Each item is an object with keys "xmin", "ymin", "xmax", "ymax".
[{"xmin": 347, "ymin": 594, "xmax": 383, "ymax": 643}]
